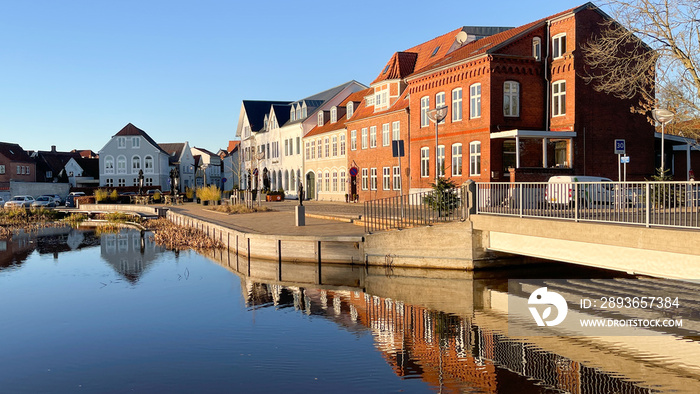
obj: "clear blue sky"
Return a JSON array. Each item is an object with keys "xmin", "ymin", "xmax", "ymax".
[{"xmin": 0, "ymin": 0, "xmax": 592, "ymax": 154}]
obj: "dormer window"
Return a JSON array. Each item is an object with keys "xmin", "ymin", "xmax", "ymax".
[
  {"xmin": 296, "ymin": 104, "xmax": 301, "ymax": 120},
  {"xmin": 331, "ymin": 107, "xmax": 337, "ymax": 123},
  {"xmin": 301, "ymin": 102, "xmax": 307, "ymax": 118},
  {"xmin": 347, "ymin": 102, "xmax": 354, "ymax": 119},
  {"xmin": 532, "ymin": 37, "xmax": 541, "ymax": 61},
  {"xmin": 366, "ymin": 95, "xmax": 375, "ymax": 106},
  {"xmin": 264, "ymin": 115, "xmax": 269, "ymax": 130},
  {"xmin": 317, "ymin": 112, "xmax": 324, "ymax": 127},
  {"xmin": 290, "ymin": 107, "xmax": 296, "ymax": 121}
]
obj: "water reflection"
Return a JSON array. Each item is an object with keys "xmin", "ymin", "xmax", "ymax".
[
  {"xmin": 100, "ymin": 230, "xmax": 164, "ymax": 282},
  {"xmin": 204, "ymin": 248, "xmax": 700, "ymax": 393}
]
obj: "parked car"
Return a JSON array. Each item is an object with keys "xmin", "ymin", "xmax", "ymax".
[
  {"xmin": 545, "ymin": 176, "xmax": 614, "ymax": 207},
  {"xmin": 65, "ymin": 192, "xmax": 86, "ymax": 208},
  {"xmin": 32, "ymin": 196, "xmax": 56, "ymax": 208},
  {"xmin": 39, "ymin": 194, "xmax": 63, "ymax": 206},
  {"xmin": 0, "ymin": 196, "xmax": 4, "ymax": 208},
  {"xmin": 5, "ymin": 195, "xmax": 35, "ymax": 208}
]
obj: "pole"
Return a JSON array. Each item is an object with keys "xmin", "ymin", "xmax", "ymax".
[
  {"xmin": 661, "ymin": 122, "xmax": 665, "ymax": 175},
  {"xmin": 435, "ymin": 121, "xmax": 439, "ymax": 182},
  {"xmin": 618, "ymin": 154, "xmax": 621, "ymax": 182}
]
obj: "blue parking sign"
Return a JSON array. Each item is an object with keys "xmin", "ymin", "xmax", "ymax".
[{"xmin": 614, "ymin": 139, "xmax": 625, "ymax": 154}]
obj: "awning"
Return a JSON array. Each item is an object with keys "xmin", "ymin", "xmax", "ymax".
[{"xmin": 490, "ymin": 129, "xmax": 577, "ymax": 139}]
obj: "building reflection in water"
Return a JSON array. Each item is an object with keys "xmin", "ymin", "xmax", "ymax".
[
  {"xmin": 100, "ymin": 230, "xmax": 165, "ymax": 283},
  {"xmin": 202, "ymin": 248, "xmax": 700, "ymax": 394},
  {"xmin": 0, "ymin": 227, "xmax": 100, "ymax": 271}
]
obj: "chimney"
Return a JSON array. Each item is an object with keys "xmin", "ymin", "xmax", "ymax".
[{"xmin": 51, "ymin": 145, "xmax": 56, "ymax": 152}]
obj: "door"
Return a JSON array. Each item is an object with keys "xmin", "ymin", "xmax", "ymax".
[{"xmin": 306, "ymin": 172, "xmax": 315, "ymax": 200}]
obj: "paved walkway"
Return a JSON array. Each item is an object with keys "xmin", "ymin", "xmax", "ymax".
[{"xmin": 167, "ymin": 200, "xmax": 367, "ymax": 237}]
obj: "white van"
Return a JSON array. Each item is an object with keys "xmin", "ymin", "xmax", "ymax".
[{"xmin": 545, "ymin": 175, "xmax": 614, "ymax": 207}]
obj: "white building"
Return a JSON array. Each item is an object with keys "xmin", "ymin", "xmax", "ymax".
[
  {"xmin": 236, "ymin": 81, "xmax": 367, "ymax": 198},
  {"xmin": 159, "ymin": 142, "xmax": 196, "ymax": 192},
  {"xmin": 98, "ymin": 123, "xmax": 171, "ymax": 190},
  {"xmin": 191, "ymin": 147, "xmax": 222, "ymax": 188}
]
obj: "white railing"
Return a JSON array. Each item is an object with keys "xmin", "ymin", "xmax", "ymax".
[{"xmin": 476, "ymin": 181, "xmax": 700, "ymax": 229}]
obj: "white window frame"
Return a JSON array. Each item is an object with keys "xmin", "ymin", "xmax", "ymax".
[
  {"xmin": 469, "ymin": 141, "xmax": 481, "ymax": 176},
  {"xmin": 420, "ymin": 147, "xmax": 430, "ymax": 178},
  {"xmin": 420, "ymin": 96, "xmax": 430, "ymax": 127},
  {"xmin": 436, "ymin": 92, "xmax": 446, "ymax": 124},
  {"xmin": 382, "ymin": 123, "xmax": 390, "ymax": 146},
  {"xmin": 144, "ymin": 155, "xmax": 154, "ymax": 174},
  {"xmin": 317, "ymin": 112, "xmax": 324, "ymax": 127},
  {"xmin": 324, "ymin": 137, "xmax": 330, "ymax": 158},
  {"xmin": 382, "ymin": 167, "xmax": 391, "ymax": 190},
  {"xmin": 332, "ymin": 135, "xmax": 338, "ymax": 157},
  {"xmin": 117, "ymin": 156, "xmax": 127, "ymax": 174},
  {"xmin": 452, "ymin": 88, "xmax": 463, "ymax": 122},
  {"xmin": 347, "ymin": 102, "xmax": 354, "ymax": 119},
  {"xmin": 533, "ymin": 37, "xmax": 541, "ymax": 60},
  {"xmin": 504, "ymin": 81, "xmax": 520, "ymax": 117},
  {"xmin": 361, "ymin": 128, "xmax": 368, "ymax": 149},
  {"xmin": 117, "ymin": 137, "xmax": 126, "ymax": 149},
  {"xmin": 340, "ymin": 134, "xmax": 346, "ymax": 156},
  {"xmin": 392, "ymin": 122, "xmax": 400, "ymax": 140},
  {"xmin": 392, "ymin": 166, "xmax": 401, "ymax": 190},
  {"xmin": 331, "ymin": 107, "xmax": 337, "ymax": 123},
  {"xmin": 552, "ymin": 34, "xmax": 566, "ymax": 59},
  {"xmin": 370, "ymin": 168, "xmax": 377, "ymax": 190},
  {"xmin": 470, "ymin": 84, "xmax": 481, "ymax": 119},
  {"xmin": 361, "ymin": 168, "xmax": 368, "ymax": 190},
  {"xmin": 552, "ymin": 80, "xmax": 566, "ymax": 117},
  {"xmin": 437, "ymin": 145, "xmax": 445, "ymax": 178},
  {"xmin": 370, "ymin": 126, "xmax": 377, "ymax": 148},
  {"xmin": 350, "ymin": 130, "xmax": 357, "ymax": 151},
  {"xmin": 452, "ymin": 143, "xmax": 463, "ymax": 176},
  {"xmin": 104, "ymin": 156, "xmax": 114, "ymax": 174},
  {"xmin": 132, "ymin": 137, "xmax": 140, "ymax": 148}
]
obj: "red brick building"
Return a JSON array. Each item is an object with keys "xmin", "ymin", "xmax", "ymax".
[
  {"xmin": 0, "ymin": 142, "xmax": 36, "ymax": 185},
  {"xmin": 406, "ymin": 3, "xmax": 655, "ymax": 191}
]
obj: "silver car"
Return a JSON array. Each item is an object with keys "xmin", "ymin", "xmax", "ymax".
[
  {"xmin": 5, "ymin": 195, "xmax": 35, "ymax": 208},
  {"xmin": 32, "ymin": 196, "xmax": 56, "ymax": 208}
]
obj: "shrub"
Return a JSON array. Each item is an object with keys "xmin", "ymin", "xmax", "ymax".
[
  {"xmin": 185, "ymin": 187, "xmax": 195, "ymax": 200},
  {"xmin": 153, "ymin": 190, "xmax": 161, "ymax": 202},
  {"xmin": 423, "ymin": 178, "xmax": 461, "ymax": 216},
  {"xmin": 196, "ymin": 185, "xmax": 222, "ymax": 202}
]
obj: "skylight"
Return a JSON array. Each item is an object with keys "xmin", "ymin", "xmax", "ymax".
[
  {"xmin": 382, "ymin": 64, "xmax": 390, "ymax": 74},
  {"xmin": 431, "ymin": 46, "xmax": 441, "ymax": 57}
]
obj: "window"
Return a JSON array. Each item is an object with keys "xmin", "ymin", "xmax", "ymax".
[
  {"xmin": 332, "ymin": 171, "xmax": 338, "ymax": 192},
  {"xmin": 318, "ymin": 112, "xmax": 324, "ymax": 127},
  {"xmin": 284, "ymin": 139, "xmax": 289, "ymax": 156},
  {"xmin": 324, "ymin": 171, "xmax": 330, "ymax": 192},
  {"xmin": 503, "ymin": 140, "xmax": 517, "ymax": 173},
  {"xmin": 301, "ymin": 103, "xmax": 307, "ymax": 118},
  {"xmin": 332, "ymin": 136, "xmax": 338, "ymax": 156},
  {"xmin": 296, "ymin": 137, "xmax": 300, "ymax": 155},
  {"xmin": 393, "ymin": 166, "xmax": 401, "ymax": 190},
  {"xmin": 132, "ymin": 137, "xmax": 140, "ymax": 148},
  {"xmin": 290, "ymin": 107, "xmax": 295, "ymax": 121},
  {"xmin": 340, "ymin": 134, "xmax": 346, "ymax": 155},
  {"xmin": 105, "ymin": 178, "xmax": 113, "ymax": 187},
  {"xmin": 552, "ymin": 80, "xmax": 566, "ymax": 116},
  {"xmin": 144, "ymin": 156, "xmax": 154, "ymax": 173},
  {"xmin": 145, "ymin": 177, "xmax": 154, "ymax": 186},
  {"xmin": 533, "ymin": 37, "xmax": 541, "ymax": 60},
  {"xmin": 382, "ymin": 123, "xmax": 390, "ymax": 146},
  {"xmin": 552, "ymin": 34, "xmax": 566, "ymax": 59},
  {"xmin": 118, "ymin": 178, "xmax": 126, "ymax": 187},
  {"xmin": 383, "ymin": 167, "xmax": 391, "ymax": 190},
  {"xmin": 340, "ymin": 171, "xmax": 346, "ymax": 192},
  {"xmin": 317, "ymin": 139, "xmax": 322, "ymax": 158},
  {"xmin": 470, "ymin": 84, "xmax": 481, "ymax": 118},
  {"xmin": 350, "ymin": 130, "xmax": 357, "ymax": 150},
  {"xmin": 26, "ymin": 166, "xmax": 30, "ymax": 175},
  {"xmin": 16, "ymin": 165, "xmax": 20, "ymax": 175},
  {"xmin": 117, "ymin": 156, "xmax": 126, "ymax": 174},
  {"xmin": 296, "ymin": 105, "xmax": 301, "ymax": 120},
  {"xmin": 420, "ymin": 147, "xmax": 430, "ymax": 177},
  {"xmin": 305, "ymin": 142, "xmax": 310, "ymax": 160},
  {"xmin": 452, "ymin": 143, "xmax": 463, "ymax": 176},
  {"xmin": 420, "ymin": 96, "xmax": 430, "ymax": 127},
  {"xmin": 375, "ymin": 91, "xmax": 388, "ymax": 107},
  {"xmin": 452, "ymin": 88, "xmax": 463, "ymax": 122},
  {"xmin": 324, "ymin": 137, "xmax": 329, "ymax": 158},
  {"xmin": 310, "ymin": 141, "xmax": 316, "ymax": 159},
  {"xmin": 331, "ymin": 107, "xmax": 337, "ymax": 123},
  {"xmin": 370, "ymin": 168, "xmax": 377, "ymax": 190},
  {"xmin": 362, "ymin": 168, "xmax": 368, "ymax": 190},
  {"xmin": 436, "ymin": 92, "xmax": 446, "ymax": 124},
  {"xmin": 504, "ymin": 81, "xmax": 520, "ymax": 117},
  {"xmin": 392, "ymin": 122, "xmax": 400, "ymax": 140},
  {"xmin": 46, "ymin": 171, "xmax": 52, "ymax": 178},
  {"xmin": 470, "ymin": 141, "xmax": 481, "ymax": 176},
  {"xmin": 105, "ymin": 156, "xmax": 114, "ymax": 174},
  {"xmin": 347, "ymin": 102, "xmax": 354, "ymax": 119},
  {"xmin": 370, "ymin": 126, "xmax": 377, "ymax": 148},
  {"xmin": 0, "ymin": 165, "xmax": 4, "ymax": 174},
  {"xmin": 117, "ymin": 137, "xmax": 126, "ymax": 148},
  {"xmin": 437, "ymin": 145, "xmax": 445, "ymax": 177},
  {"xmin": 361, "ymin": 128, "xmax": 368, "ymax": 149}
]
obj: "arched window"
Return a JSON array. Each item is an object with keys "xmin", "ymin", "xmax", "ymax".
[
  {"xmin": 144, "ymin": 156, "xmax": 154, "ymax": 173},
  {"xmin": 324, "ymin": 171, "xmax": 330, "ymax": 192},
  {"xmin": 284, "ymin": 170, "xmax": 289, "ymax": 190},
  {"xmin": 117, "ymin": 156, "xmax": 127, "ymax": 174},
  {"xmin": 132, "ymin": 156, "xmax": 141, "ymax": 173},
  {"xmin": 290, "ymin": 169, "xmax": 296, "ymax": 190},
  {"xmin": 347, "ymin": 102, "xmax": 354, "ymax": 119},
  {"xmin": 331, "ymin": 107, "xmax": 337, "ymax": 123},
  {"xmin": 104, "ymin": 156, "xmax": 114, "ymax": 174},
  {"xmin": 532, "ymin": 37, "xmax": 541, "ymax": 60},
  {"xmin": 452, "ymin": 143, "xmax": 463, "ymax": 176}
]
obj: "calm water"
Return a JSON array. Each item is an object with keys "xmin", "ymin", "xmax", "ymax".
[{"xmin": 0, "ymin": 227, "xmax": 699, "ymax": 393}]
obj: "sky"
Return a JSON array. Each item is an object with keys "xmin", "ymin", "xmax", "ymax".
[{"xmin": 0, "ymin": 0, "xmax": 593, "ymax": 154}]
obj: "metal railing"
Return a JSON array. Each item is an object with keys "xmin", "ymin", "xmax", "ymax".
[
  {"xmin": 364, "ymin": 185, "xmax": 469, "ymax": 233},
  {"xmin": 476, "ymin": 181, "xmax": 700, "ymax": 229}
]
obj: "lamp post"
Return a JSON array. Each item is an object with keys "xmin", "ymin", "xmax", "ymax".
[
  {"xmin": 652, "ymin": 108, "xmax": 674, "ymax": 175},
  {"xmin": 427, "ymin": 106, "xmax": 448, "ymax": 182}
]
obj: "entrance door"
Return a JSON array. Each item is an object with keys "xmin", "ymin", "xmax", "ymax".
[
  {"xmin": 350, "ymin": 175, "xmax": 357, "ymax": 198},
  {"xmin": 306, "ymin": 172, "xmax": 315, "ymax": 200}
]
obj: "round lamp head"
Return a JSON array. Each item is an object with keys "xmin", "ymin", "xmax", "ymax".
[{"xmin": 652, "ymin": 108, "xmax": 675, "ymax": 124}]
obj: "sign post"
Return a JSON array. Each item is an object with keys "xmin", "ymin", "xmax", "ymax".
[
  {"xmin": 392, "ymin": 140, "xmax": 406, "ymax": 219},
  {"xmin": 614, "ymin": 139, "xmax": 625, "ymax": 182}
]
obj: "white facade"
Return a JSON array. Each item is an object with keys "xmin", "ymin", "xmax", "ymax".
[{"xmin": 191, "ymin": 147, "xmax": 222, "ymax": 188}]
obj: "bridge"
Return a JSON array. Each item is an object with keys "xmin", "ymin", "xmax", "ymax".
[
  {"xmin": 362, "ymin": 180, "xmax": 700, "ymax": 277},
  {"xmin": 471, "ymin": 181, "xmax": 700, "ymax": 279}
]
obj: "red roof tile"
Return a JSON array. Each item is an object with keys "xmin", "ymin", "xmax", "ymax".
[{"xmin": 305, "ymin": 90, "xmax": 370, "ymax": 138}]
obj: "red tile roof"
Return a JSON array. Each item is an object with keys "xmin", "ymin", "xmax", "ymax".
[
  {"xmin": 305, "ymin": 90, "xmax": 370, "ymax": 138},
  {"xmin": 227, "ymin": 140, "xmax": 240, "ymax": 153}
]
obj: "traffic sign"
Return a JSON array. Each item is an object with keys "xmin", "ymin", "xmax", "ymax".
[
  {"xmin": 614, "ymin": 139, "xmax": 625, "ymax": 154},
  {"xmin": 349, "ymin": 167, "xmax": 359, "ymax": 177},
  {"xmin": 392, "ymin": 140, "xmax": 405, "ymax": 157},
  {"xmin": 621, "ymin": 155, "xmax": 630, "ymax": 164}
]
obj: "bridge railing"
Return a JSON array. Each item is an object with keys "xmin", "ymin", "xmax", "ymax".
[
  {"xmin": 476, "ymin": 181, "xmax": 700, "ymax": 229},
  {"xmin": 364, "ymin": 185, "xmax": 468, "ymax": 233}
]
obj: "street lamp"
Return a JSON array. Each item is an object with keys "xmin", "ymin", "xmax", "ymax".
[
  {"xmin": 427, "ymin": 106, "xmax": 448, "ymax": 182},
  {"xmin": 652, "ymin": 108, "xmax": 675, "ymax": 175}
]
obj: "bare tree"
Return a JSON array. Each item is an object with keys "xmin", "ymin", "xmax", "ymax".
[{"xmin": 582, "ymin": 0, "xmax": 700, "ymax": 140}]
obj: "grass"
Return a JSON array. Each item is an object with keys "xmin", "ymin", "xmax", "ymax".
[{"xmin": 145, "ymin": 218, "xmax": 224, "ymax": 250}]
